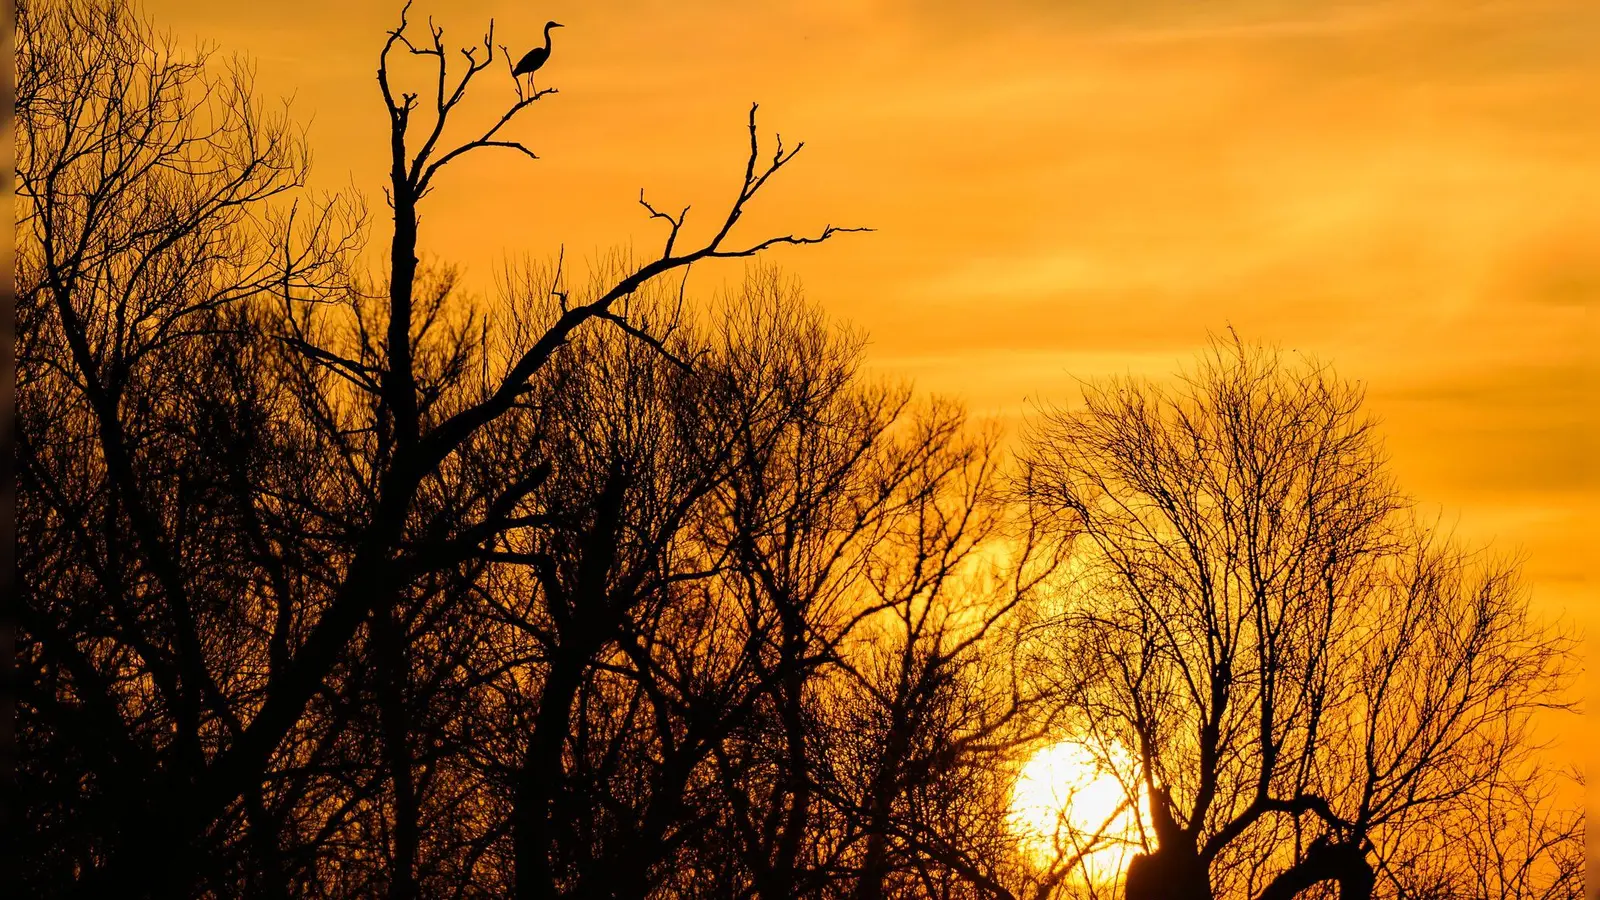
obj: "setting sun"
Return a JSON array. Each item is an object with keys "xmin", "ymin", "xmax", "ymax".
[{"xmin": 1010, "ymin": 740, "xmax": 1146, "ymax": 882}]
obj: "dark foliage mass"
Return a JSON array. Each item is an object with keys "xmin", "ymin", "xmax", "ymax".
[{"xmin": 13, "ymin": 2, "xmax": 1582, "ymax": 899}]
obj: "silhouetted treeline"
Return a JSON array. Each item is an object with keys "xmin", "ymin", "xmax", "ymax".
[{"xmin": 14, "ymin": 2, "xmax": 1582, "ymax": 900}]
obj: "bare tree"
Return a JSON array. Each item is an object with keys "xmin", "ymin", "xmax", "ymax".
[
  {"xmin": 1018, "ymin": 336, "xmax": 1577, "ymax": 900},
  {"xmin": 17, "ymin": 0, "xmax": 862, "ymax": 896},
  {"xmin": 818, "ymin": 421, "xmax": 1057, "ymax": 900},
  {"xmin": 16, "ymin": 0, "xmax": 357, "ymax": 893}
]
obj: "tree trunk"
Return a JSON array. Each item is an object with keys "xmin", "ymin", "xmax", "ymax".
[
  {"xmin": 1253, "ymin": 836, "xmax": 1373, "ymax": 900},
  {"xmin": 374, "ymin": 601, "xmax": 419, "ymax": 900},
  {"xmin": 1125, "ymin": 787, "xmax": 1212, "ymax": 900},
  {"xmin": 854, "ymin": 706, "xmax": 913, "ymax": 900},
  {"xmin": 515, "ymin": 654, "xmax": 587, "ymax": 900},
  {"xmin": 1124, "ymin": 846, "xmax": 1213, "ymax": 900},
  {"xmin": 767, "ymin": 615, "xmax": 812, "ymax": 899},
  {"xmin": 384, "ymin": 126, "xmax": 420, "ymax": 448}
]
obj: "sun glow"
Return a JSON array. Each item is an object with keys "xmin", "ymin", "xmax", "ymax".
[{"xmin": 1009, "ymin": 739, "xmax": 1146, "ymax": 882}]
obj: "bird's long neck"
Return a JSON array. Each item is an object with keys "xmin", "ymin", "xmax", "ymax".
[{"xmin": 543, "ymin": 23, "xmax": 555, "ymax": 51}]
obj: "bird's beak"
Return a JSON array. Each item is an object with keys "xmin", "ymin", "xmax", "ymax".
[{"xmin": 551, "ymin": 22, "xmax": 564, "ymax": 28}]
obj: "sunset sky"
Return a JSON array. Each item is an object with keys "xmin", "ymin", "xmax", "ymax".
[{"xmin": 149, "ymin": 0, "xmax": 1596, "ymax": 739}]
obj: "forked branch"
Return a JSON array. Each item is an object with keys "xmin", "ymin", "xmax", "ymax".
[
  {"xmin": 377, "ymin": 1, "xmax": 554, "ymax": 197},
  {"xmin": 416, "ymin": 102, "xmax": 869, "ymax": 474}
]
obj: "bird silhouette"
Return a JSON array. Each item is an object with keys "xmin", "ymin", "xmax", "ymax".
[{"xmin": 513, "ymin": 21, "xmax": 563, "ymax": 88}]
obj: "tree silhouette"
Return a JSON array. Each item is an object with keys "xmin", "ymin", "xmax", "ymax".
[
  {"xmin": 1018, "ymin": 336, "xmax": 1578, "ymax": 900},
  {"xmin": 17, "ymin": 0, "xmax": 865, "ymax": 896}
]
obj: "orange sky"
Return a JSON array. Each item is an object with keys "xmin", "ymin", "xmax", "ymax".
[{"xmin": 148, "ymin": 0, "xmax": 1595, "ymax": 747}]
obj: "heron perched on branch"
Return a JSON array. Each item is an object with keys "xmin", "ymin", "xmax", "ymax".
[{"xmin": 513, "ymin": 21, "xmax": 563, "ymax": 88}]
